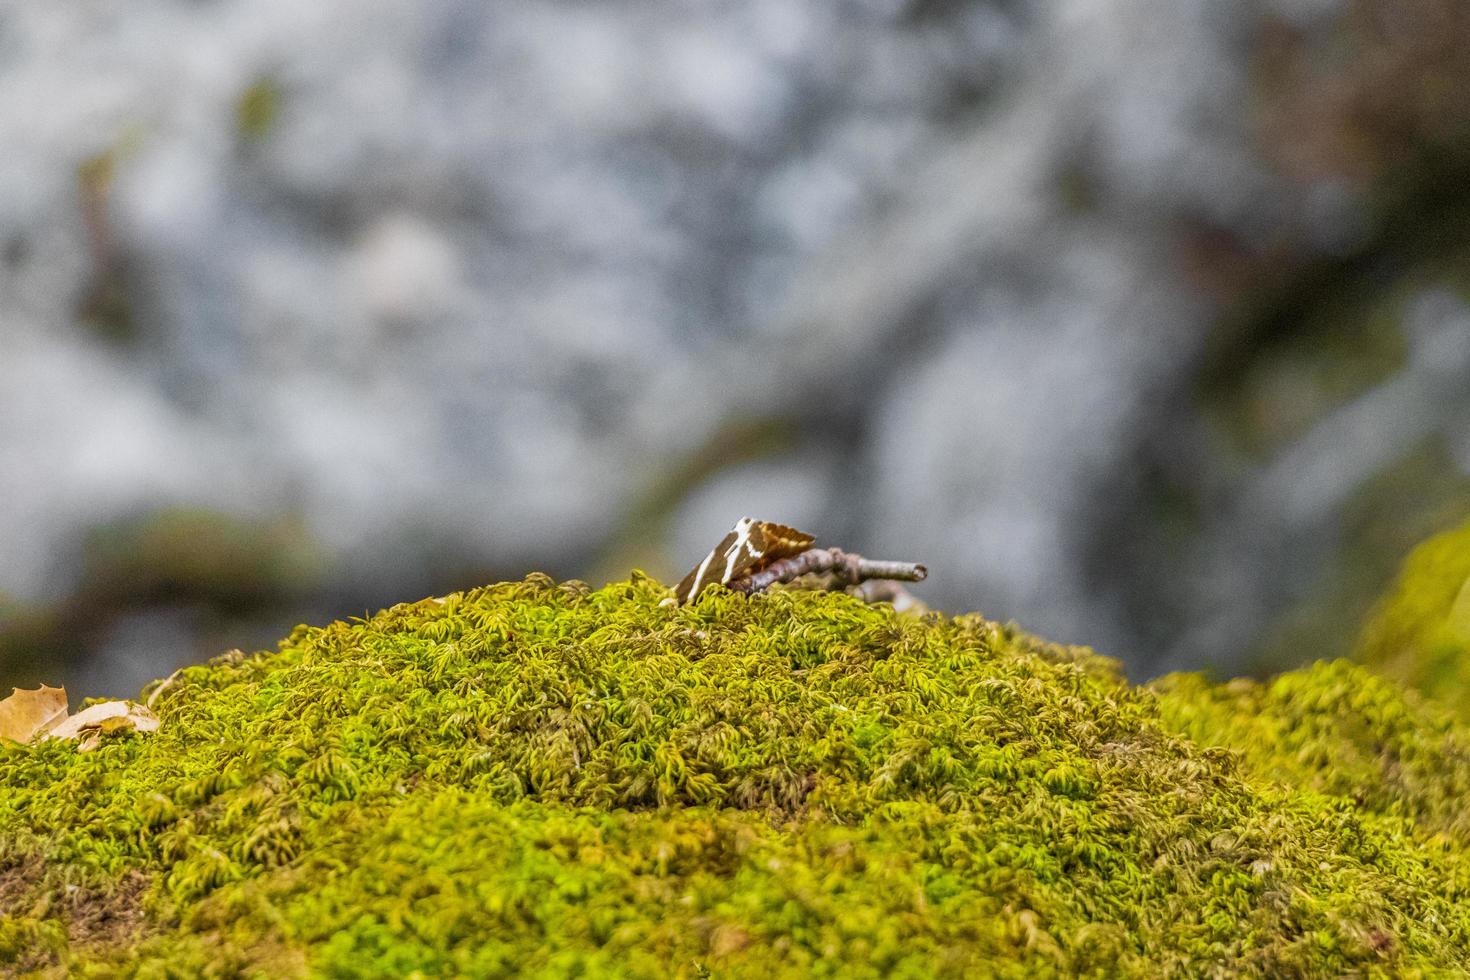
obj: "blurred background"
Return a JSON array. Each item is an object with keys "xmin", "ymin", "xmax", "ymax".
[{"xmin": 2, "ymin": 0, "xmax": 1469, "ymax": 699}]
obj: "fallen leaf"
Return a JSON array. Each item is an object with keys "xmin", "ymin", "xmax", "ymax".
[
  {"xmin": 47, "ymin": 700, "xmax": 160, "ymax": 750},
  {"xmin": 0, "ymin": 685, "xmax": 69, "ymax": 744}
]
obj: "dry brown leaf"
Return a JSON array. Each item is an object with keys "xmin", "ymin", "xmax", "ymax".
[
  {"xmin": 47, "ymin": 700, "xmax": 160, "ymax": 751},
  {"xmin": 0, "ymin": 685, "xmax": 70, "ymax": 744}
]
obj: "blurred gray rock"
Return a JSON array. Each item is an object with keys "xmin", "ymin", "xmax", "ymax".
[{"xmin": 1, "ymin": 0, "xmax": 1467, "ymax": 691}]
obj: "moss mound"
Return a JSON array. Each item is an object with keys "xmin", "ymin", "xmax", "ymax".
[
  {"xmin": 4, "ymin": 575, "xmax": 1470, "ymax": 976},
  {"xmin": 1356, "ymin": 517, "xmax": 1470, "ymax": 717},
  {"xmin": 1154, "ymin": 661, "xmax": 1470, "ymax": 846}
]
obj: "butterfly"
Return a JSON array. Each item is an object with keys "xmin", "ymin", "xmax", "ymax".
[{"xmin": 672, "ymin": 517, "xmax": 816, "ymax": 605}]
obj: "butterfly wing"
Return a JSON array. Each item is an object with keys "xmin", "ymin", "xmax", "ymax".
[
  {"xmin": 674, "ymin": 517, "xmax": 760, "ymax": 605},
  {"xmin": 673, "ymin": 517, "xmax": 816, "ymax": 604},
  {"xmin": 747, "ymin": 520, "xmax": 815, "ymax": 567}
]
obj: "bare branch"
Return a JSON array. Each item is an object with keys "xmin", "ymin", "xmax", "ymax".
[
  {"xmin": 846, "ymin": 579, "xmax": 927, "ymax": 612},
  {"xmin": 728, "ymin": 547, "xmax": 927, "ymax": 597}
]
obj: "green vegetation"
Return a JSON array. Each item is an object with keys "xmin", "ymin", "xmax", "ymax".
[
  {"xmin": 78, "ymin": 507, "xmax": 321, "ymax": 612},
  {"xmin": 1356, "ymin": 516, "xmax": 1470, "ymax": 718},
  {"xmin": 1250, "ymin": 441, "xmax": 1470, "ymax": 674},
  {"xmin": 236, "ymin": 78, "xmax": 283, "ymax": 141},
  {"xmin": 4, "ymin": 575, "xmax": 1470, "ymax": 976},
  {"xmin": 1, "ymin": 507, "xmax": 323, "ymax": 692},
  {"xmin": 1154, "ymin": 661, "xmax": 1470, "ymax": 844}
]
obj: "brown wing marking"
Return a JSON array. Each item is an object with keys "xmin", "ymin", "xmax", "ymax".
[
  {"xmin": 748, "ymin": 521, "xmax": 815, "ymax": 565},
  {"xmin": 673, "ymin": 517, "xmax": 816, "ymax": 604}
]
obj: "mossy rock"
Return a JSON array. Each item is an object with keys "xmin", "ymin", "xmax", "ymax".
[
  {"xmin": 4, "ymin": 576, "xmax": 1470, "ymax": 976},
  {"xmin": 1356, "ymin": 517, "xmax": 1470, "ymax": 718},
  {"xmin": 1154, "ymin": 661, "xmax": 1470, "ymax": 845}
]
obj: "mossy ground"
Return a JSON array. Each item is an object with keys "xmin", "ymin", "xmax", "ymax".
[
  {"xmin": 4, "ymin": 574, "xmax": 1470, "ymax": 976},
  {"xmin": 1356, "ymin": 516, "xmax": 1470, "ymax": 718}
]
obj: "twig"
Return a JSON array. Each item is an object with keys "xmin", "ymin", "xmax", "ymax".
[
  {"xmin": 729, "ymin": 547, "xmax": 926, "ymax": 596},
  {"xmin": 144, "ymin": 667, "xmax": 186, "ymax": 709},
  {"xmin": 847, "ymin": 579, "xmax": 927, "ymax": 612}
]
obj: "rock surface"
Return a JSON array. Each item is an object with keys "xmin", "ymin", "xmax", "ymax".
[
  {"xmin": 2, "ymin": 0, "xmax": 1469, "ymax": 691},
  {"xmin": 3, "ymin": 577, "xmax": 1470, "ymax": 974}
]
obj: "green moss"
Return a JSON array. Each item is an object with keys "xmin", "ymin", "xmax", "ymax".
[
  {"xmin": 0, "ymin": 601, "xmax": 73, "ymax": 692},
  {"xmin": 2, "ymin": 508, "xmax": 326, "ymax": 693},
  {"xmin": 1198, "ymin": 263, "xmax": 1417, "ymax": 465},
  {"xmin": 1154, "ymin": 660, "xmax": 1470, "ymax": 843},
  {"xmin": 1248, "ymin": 441, "xmax": 1470, "ymax": 674},
  {"xmin": 1356, "ymin": 516, "xmax": 1470, "ymax": 716},
  {"xmin": 79, "ymin": 507, "xmax": 322, "ymax": 609},
  {"xmin": 4, "ymin": 575, "xmax": 1470, "ymax": 975},
  {"xmin": 236, "ymin": 78, "xmax": 282, "ymax": 141}
]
